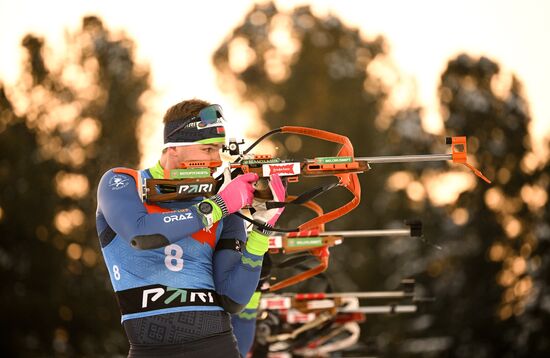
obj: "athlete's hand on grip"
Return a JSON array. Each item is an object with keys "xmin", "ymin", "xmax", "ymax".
[
  {"xmin": 252, "ymin": 174, "xmax": 286, "ymax": 226},
  {"xmin": 218, "ymin": 169, "xmax": 259, "ymax": 214}
]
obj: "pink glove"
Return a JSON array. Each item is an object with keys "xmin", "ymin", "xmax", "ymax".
[
  {"xmin": 217, "ymin": 172, "xmax": 259, "ymax": 214},
  {"xmin": 252, "ymin": 174, "xmax": 286, "ymax": 226}
]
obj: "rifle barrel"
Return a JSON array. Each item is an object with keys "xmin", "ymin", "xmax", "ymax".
[
  {"xmin": 320, "ymin": 229, "xmax": 412, "ymax": 237},
  {"xmin": 270, "ymin": 228, "xmax": 414, "ymax": 239},
  {"xmin": 354, "ymin": 154, "xmax": 452, "ymax": 164},
  {"xmin": 334, "ymin": 291, "xmax": 410, "ymax": 299},
  {"xmin": 263, "ymin": 290, "xmax": 412, "ymax": 300},
  {"xmin": 342, "ymin": 305, "xmax": 417, "ymax": 314}
]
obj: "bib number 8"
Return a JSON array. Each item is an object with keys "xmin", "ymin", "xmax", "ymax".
[
  {"xmin": 164, "ymin": 244, "xmax": 184, "ymax": 272},
  {"xmin": 113, "ymin": 265, "xmax": 121, "ymax": 280}
]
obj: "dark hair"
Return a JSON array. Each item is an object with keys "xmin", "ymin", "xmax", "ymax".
[{"xmin": 163, "ymin": 98, "xmax": 210, "ymax": 123}]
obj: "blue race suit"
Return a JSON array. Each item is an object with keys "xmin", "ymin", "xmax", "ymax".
[
  {"xmin": 96, "ymin": 162, "xmax": 265, "ymax": 356},
  {"xmin": 232, "ymin": 299, "xmax": 259, "ymax": 356}
]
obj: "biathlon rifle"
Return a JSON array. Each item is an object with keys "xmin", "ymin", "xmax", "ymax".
[
  {"xmin": 260, "ymin": 278, "xmax": 421, "ymax": 314},
  {"xmin": 257, "ymin": 303, "xmax": 413, "ymax": 348},
  {"xmin": 264, "ymin": 222, "xmax": 423, "ymax": 291},
  {"xmin": 255, "ymin": 285, "xmax": 422, "ymax": 354},
  {"xmin": 141, "ymin": 126, "xmax": 490, "ymax": 233},
  {"xmin": 268, "ymin": 221, "xmax": 423, "ymax": 254},
  {"xmin": 291, "ymin": 320, "xmax": 362, "ymax": 357}
]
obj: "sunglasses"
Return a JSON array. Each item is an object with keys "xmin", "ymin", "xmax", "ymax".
[{"xmin": 165, "ymin": 104, "xmax": 225, "ymax": 139}]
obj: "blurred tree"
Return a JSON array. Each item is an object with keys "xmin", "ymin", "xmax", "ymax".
[
  {"xmin": 213, "ymin": 2, "xmax": 549, "ymax": 356},
  {"xmin": 414, "ymin": 54, "xmax": 547, "ymax": 358},
  {"xmin": 0, "ymin": 16, "xmax": 150, "ymax": 356},
  {"xmin": 517, "ymin": 155, "xmax": 550, "ymax": 355},
  {"xmin": 213, "ymin": 1, "xmax": 403, "ymax": 293},
  {"xmin": 380, "ymin": 55, "xmax": 549, "ymax": 357},
  {"xmin": 0, "ymin": 85, "xmax": 68, "ymax": 356}
]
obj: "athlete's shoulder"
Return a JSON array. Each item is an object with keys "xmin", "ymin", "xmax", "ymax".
[{"xmin": 98, "ymin": 167, "xmax": 139, "ymax": 191}]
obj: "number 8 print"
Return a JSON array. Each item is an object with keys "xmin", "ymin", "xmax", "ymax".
[
  {"xmin": 113, "ymin": 265, "xmax": 121, "ymax": 280},
  {"xmin": 164, "ymin": 244, "xmax": 184, "ymax": 272}
]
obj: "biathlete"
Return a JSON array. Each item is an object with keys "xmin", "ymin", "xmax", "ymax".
[{"xmin": 96, "ymin": 99, "xmax": 285, "ymax": 357}]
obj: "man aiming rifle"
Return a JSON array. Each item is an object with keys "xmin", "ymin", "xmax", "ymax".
[{"xmin": 96, "ymin": 99, "xmax": 285, "ymax": 357}]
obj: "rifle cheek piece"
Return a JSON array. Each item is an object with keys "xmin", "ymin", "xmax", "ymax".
[{"xmin": 131, "ymin": 234, "xmax": 170, "ymax": 250}]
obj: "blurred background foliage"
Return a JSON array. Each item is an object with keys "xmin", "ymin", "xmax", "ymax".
[
  {"xmin": 1, "ymin": 2, "xmax": 549, "ymax": 357},
  {"xmin": 0, "ymin": 16, "xmax": 149, "ymax": 356}
]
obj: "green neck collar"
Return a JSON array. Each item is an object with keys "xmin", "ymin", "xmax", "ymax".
[{"xmin": 149, "ymin": 161, "xmax": 165, "ymax": 179}]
